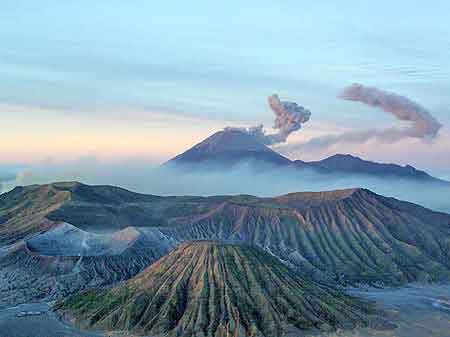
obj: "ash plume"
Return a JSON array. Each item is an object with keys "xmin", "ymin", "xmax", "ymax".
[
  {"xmin": 283, "ymin": 84, "xmax": 443, "ymax": 153},
  {"xmin": 340, "ymin": 83, "xmax": 442, "ymax": 139},
  {"xmin": 225, "ymin": 94, "xmax": 311, "ymax": 145},
  {"xmin": 267, "ymin": 94, "xmax": 312, "ymax": 143}
]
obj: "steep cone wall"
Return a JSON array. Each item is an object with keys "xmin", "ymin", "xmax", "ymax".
[{"xmin": 58, "ymin": 242, "xmax": 377, "ymax": 337}]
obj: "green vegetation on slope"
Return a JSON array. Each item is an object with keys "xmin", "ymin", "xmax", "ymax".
[
  {"xmin": 58, "ymin": 242, "xmax": 377, "ymax": 337},
  {"xmin": 0, "ymin": 183, "xmax": 72, "ymax": 245}
]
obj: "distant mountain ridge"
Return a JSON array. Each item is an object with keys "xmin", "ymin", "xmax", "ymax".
[
  {"xmin": 166, "ymin": 128, "xmax": 448, "ymax": 184},
  {"xmin": 301, "ymin": 154, "xmax": 437, "ymax": 181}
]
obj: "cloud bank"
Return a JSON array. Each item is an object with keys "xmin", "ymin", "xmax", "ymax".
[{"xmin": 1, "ymin": 158, "xmax": 449, "ymax": 213}]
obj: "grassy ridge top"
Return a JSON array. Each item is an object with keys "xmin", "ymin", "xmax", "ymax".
[{"xmin": 0, "ymin": 182, "xmax": 364, "ymax": 245}]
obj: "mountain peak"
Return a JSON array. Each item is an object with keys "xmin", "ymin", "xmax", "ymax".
[
  {"xmin": 274, "ymin": 187, "xmax": 364, "ymax": 203},
  {"xmin": 191, "ymin": 128, "xmax": 272, "ymax": 153},
  {"xmin": 166, "ymin": 128, "xmax": 291, "ymax": 167},
  {"xmin": 326, "ymin": 153, "xmax": 363, "ymax": 161}
]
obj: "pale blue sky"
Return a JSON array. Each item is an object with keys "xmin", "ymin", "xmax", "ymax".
[{"xmin": 1, "ymin": 1, "xmax": 450, "ymax": 173}]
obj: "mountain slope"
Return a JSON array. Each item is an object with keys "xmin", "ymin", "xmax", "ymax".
[
  {"xmin": 165, "ymin": 128, "xmax": 291, "ymax": 167},
  {"xmin": 2, "ymin": 183, "xmax": 450, "ymax": 286},
  {"xmin": 0, "ymin": 182, "xmax": 72, "ymax": 245},
  {"xmin": 162, "ymin": 189, "xmax": 450, "ymax": 285},
  {"xmin": 57, "ymin": 242, "xmax": 378, "ymax": 337}
]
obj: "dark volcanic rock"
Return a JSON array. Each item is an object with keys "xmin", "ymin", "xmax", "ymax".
[{"xmin": 0, "ymin": 224, "xmax": 177, "ymax": 306}]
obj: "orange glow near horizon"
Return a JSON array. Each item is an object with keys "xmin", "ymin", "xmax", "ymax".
[
  {"xmin": 2, "ymin": 105, "xmax": 450, "ymax": 173},
  {"xmin": 0, "ymin": 106, "xmax": 227, "ymax": 164}
]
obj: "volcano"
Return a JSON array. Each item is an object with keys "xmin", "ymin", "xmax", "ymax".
[
  {"xmin": 165, "ymin": 128, "xmax": 291, "ymax": 167},
  {"xmin": 165, "ymin": 128, "xmax": 448, "ymax": 184},
  {"xmin": 57, "ymin": 241, "xmax": 377, "ymax": 337}
]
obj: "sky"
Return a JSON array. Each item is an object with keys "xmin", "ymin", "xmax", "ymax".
[{"xmin": 1, "ymin": 1, "xmax": 450, "ymax": 178}]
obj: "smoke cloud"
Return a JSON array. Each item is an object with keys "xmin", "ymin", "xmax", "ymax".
[
  {"xmin": 226, "ymin": 94, "xmax": 311, "ymax": 145},
  {"xmin": 341, "ymin": 83, "xmax": 442, "ymax": 139},
  {"xmin": 267, "ymin": 94, "xmax": 312, "ymax": 143},
  {"xmin": 283, "ymin": 84, "xmax": 443, "ymax": 152}
]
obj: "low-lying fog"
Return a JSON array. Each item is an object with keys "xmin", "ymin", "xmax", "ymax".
[
  {"xmin": 304, "ymin": 284, "xmax": 450, "ymax": 337},
  {"xmin": 1, "ymin": 160, "xmax": 449, "ymax": 213}
]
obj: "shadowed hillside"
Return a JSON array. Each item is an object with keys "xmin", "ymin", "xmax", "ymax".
[{"xmin": 57, "ymin": 242, "xmax": 378, "ymax": 337}]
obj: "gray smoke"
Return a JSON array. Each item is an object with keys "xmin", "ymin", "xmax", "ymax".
[
  {"xmin": 341, "ymin": 83, "xmax": 442, "ymax": 139},
  {"xmin": 287, "ymin": 84, "xmax": 442, "ymax": 152},
  {"xmin": 266, "ymin": 94, "xmax": 312, "ymax": 143},
  {"xmin": 226, "ymin": 94, "xmax": 311, "ymax": 145}
]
